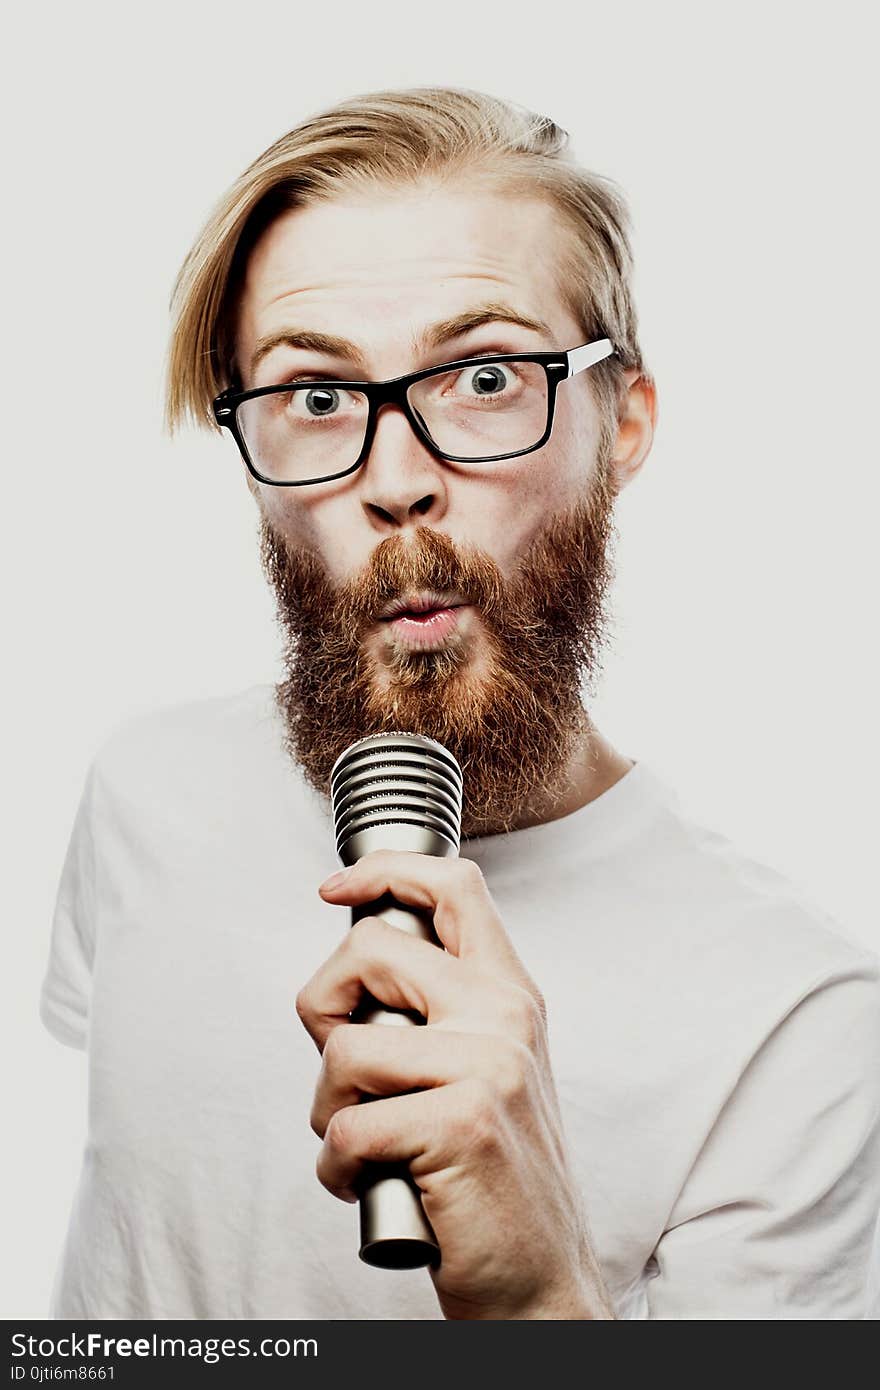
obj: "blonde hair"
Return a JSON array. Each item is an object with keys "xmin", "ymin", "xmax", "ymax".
[{"xmin": 164, "ymin": 85, "xmax": 651, "ymax": 444}]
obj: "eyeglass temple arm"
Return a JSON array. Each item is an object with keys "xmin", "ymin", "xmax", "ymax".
[{"xmin": 566, "ymin": 338, "xmax": 614, "ymax": 378}]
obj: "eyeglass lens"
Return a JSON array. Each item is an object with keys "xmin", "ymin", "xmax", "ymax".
[{"xmin": 235, "ymin": 359, "xmax": 550, "ymax": 483}]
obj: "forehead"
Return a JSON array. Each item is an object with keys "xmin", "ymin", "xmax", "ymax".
[{"xmin": 235, "ymin": 182, "xmax": 575, "ymax": 369}]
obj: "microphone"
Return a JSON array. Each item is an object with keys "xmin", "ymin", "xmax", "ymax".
[{"xmin": 329, "ymin": 731, "xmax": 464, "ymax": 1270}]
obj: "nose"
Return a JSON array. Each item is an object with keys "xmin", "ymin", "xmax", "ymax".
[{"xmin": 358, "ymin": 401, "xmax": 449, "ymax": 531}]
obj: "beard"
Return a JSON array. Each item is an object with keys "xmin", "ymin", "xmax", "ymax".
[{"xmin": 259, "ymin": 464, "xmax": 617, "ymax": 839}]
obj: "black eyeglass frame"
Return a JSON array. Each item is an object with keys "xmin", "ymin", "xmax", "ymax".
[{"xmin": 212, "ymin": 338, "xmax": 616, "ymax": 487}]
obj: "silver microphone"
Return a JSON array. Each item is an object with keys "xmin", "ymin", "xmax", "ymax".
[{"xmin": 329, "ymin": 731, "xmax": 464, "ymax": 1270}]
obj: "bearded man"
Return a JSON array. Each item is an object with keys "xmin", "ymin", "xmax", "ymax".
[{"xmin": 41, "ymin": 86, "xmax": 880, "ymax": 1321}]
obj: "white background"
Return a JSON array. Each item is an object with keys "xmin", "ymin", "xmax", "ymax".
[{"xmin": 3, "ymin": 0, "xmax": 877, "ymax": 1319}]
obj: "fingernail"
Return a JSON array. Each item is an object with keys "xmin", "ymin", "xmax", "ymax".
[{"xmin": 320, "ymin": 868, "xmax": 351, "ymax": 892}]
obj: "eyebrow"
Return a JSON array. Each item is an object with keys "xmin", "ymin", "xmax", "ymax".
[{"xmin": 248, "ymin": 302, "xmax": 555, "ymax": 378}]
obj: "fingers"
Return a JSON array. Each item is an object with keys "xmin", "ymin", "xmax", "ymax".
[
  {"xmin": 295, "ymin": 916, "xmax": 488, "ymax": 1050},
  {"xmin": 319, "ymin": 851, "xmax": 526, "ymax": 973},
  {"xmin": 310, "ymin": 1022, "xmax": 537, "ymax": 1141},
  {"xmin": 316, "ymin": 1077, "xmax": 515, "ymax": 1202},
  {"xmin": 297, "ymin": 913, "xmax": 548, "ymax": 1054},
  {"xmin": 305, "ymin": 852, "xmax": 553, "ymax": 1216}
]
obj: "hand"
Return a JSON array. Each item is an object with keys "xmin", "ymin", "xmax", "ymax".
[{"xmin": 296, "ymin": 850, "xmax": 616, "ymax": 1320}]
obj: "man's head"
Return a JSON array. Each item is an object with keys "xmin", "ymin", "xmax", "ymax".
[{"xmin": 164, "ymin": 87, "xmax": 656, "ymax": 836}]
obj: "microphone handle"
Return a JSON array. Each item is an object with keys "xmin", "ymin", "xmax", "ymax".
[{"xmin": 350, "ymin": 890, "xmax": 441, "ymax": 1270}]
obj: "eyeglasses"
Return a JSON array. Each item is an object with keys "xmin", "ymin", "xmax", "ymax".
[{"xmin": 212, "ymin": 338, "xmax": 615, "ymax": 487}]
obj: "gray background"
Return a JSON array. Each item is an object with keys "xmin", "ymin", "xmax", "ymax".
[{"xmin": 3, "ymin": 0, "xmax": 877, "ymax": 1319}]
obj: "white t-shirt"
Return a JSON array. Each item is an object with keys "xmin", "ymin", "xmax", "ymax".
[{"xmin": 41, "ymin": 684, "xmax": 880, "ymax": 1320}]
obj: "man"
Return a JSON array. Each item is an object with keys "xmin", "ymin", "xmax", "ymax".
[{"xmin": 42, "ymin": 85, "xmax": 880, "ymax": 1320}]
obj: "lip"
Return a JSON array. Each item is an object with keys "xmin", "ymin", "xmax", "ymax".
[
  {"xmin": 383, "ymin": 604, "xmax": 469, "ymax": 648},
  {"xmin": 378, "ymin": 590, "xmax": 467, "ymax": 621}
]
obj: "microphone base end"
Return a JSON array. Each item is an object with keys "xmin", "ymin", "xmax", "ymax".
[{"xmin": 359, "ymin": 1237, "xmax": 440, "ymax": 1271}]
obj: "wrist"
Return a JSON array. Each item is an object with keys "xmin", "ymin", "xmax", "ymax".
[
  {"xmin": 518, "ymin": 1258, "xmax": 617, "ymax": 1320},
  {"xmin": 440, "ymin": 1276, "xmax": 616, "ymax": 1321},
  {"xmin": 515, "ymin": 1286, "xmax": 617, "ymax": 1320}
]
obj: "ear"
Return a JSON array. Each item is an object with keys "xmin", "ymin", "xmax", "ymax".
[{"xmin": 608, "ymin": 369, "xmax": 658, "ymax": 494}]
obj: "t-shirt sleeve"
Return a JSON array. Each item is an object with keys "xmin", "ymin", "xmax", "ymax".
[
  {"xmin": 40, "ymin": 759, "xmax": 100, "ymax": 1051},
  {"xmin": 643, "ymin": 959, "xmax": 880, "ymax": 1319}
]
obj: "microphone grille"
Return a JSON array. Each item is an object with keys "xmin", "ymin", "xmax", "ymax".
[{"xmin": 330, "ymin": 732, "xmax": 463, "ymax": 858}]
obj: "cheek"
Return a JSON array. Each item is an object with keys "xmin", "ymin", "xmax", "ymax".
[
  {"xmin": 256, "ymin": 490, "xmax": 343, "ymax": 577},
  {"xmin": 548, "ymin": 384, "xmax": 600, "ymax": 489},
  {"xmin": 481, "ymin": 406, "xmax": 598, "ymax": 569},
  {"xmin": 464, "ymin": 490, "xmax": 552, "ymax": 579},
  {"xmin": 497, "ymin": 419, "xmax": 593, "ymax": 538}
]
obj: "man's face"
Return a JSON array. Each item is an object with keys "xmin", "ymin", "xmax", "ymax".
[{"xmin": 234, "ymin": 182, "xmax": 624, "ymax": 837}]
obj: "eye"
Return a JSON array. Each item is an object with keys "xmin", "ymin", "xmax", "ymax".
[
  {"xmin": 299, "ymin": 385, "xmax": 342, "ymax": 417},
  {"xmin": 442, "ymin": 359, "xmax": 524, "ymax": 404},
  {"xmin": 264, "ymin": 382, "xmax": 367, "ymax": 423},
  {"xmin": 461, "ymin": 363, "xmax": 514, "ymax": 396}
]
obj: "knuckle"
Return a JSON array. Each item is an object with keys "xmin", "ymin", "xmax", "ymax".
[
  {"xmin": 502, "ymin": 982, "xmax": 547, "ymax": 1047},
  {"xmin": 494, "ymin": 1038, "xmax": 533, "ymax": 1103},
  {"xmin": 457, "ymin": 858, "xmax": 485, "ymax": 891},
  {"xmin": 324, "ymin": 1108, "xmax": 356, "ymax": 1158},
  {"xmin": 455, "ymin": 1076, "xmax": 498, "ymax": 1149},
  {"xmin": 346, "ymin": 916, "xmax": 380, "ymax": 955},
  {"xmin": 321, "ymin": 1023, "xmax": 356, "ymax": 1078},
  {"xmin": 294, "ymin": 985, "xmax": 312, "ymax": 1022}
]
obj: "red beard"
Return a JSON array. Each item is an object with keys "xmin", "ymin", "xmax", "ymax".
[{"xmin": 259, "ymin": 471, "xmax": 616, "ymax": 839}]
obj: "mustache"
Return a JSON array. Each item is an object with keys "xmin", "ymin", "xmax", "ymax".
[
  {"xmin": 259, "ymin": 484, "xmax": 614, "ymax": 646},
  {"xmin": 261, "ymin": 520, "xmax": 508, "ymax": 634},
  {"xmin": 351, "ymin": 532, "xmax": 507, "ymax": 629}
]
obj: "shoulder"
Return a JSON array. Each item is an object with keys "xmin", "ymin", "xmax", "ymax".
[
  {"xmin": 94, "ymin": 681, "xmax": 279, "ymax": 755},
  {"xmin": 91, "ymin": 683, "xmax": 281, "ymax": 791},
  {"xmin": 629, "ymin": 764, "xmax": 880, "ymax": 1033},
  {"xmin": 84, "ymin": 684, "xmax": 315, "ymax": 840},
  {"xmin": 80, "ymin": 682, "xmax": 336, "ymax": 877}
]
